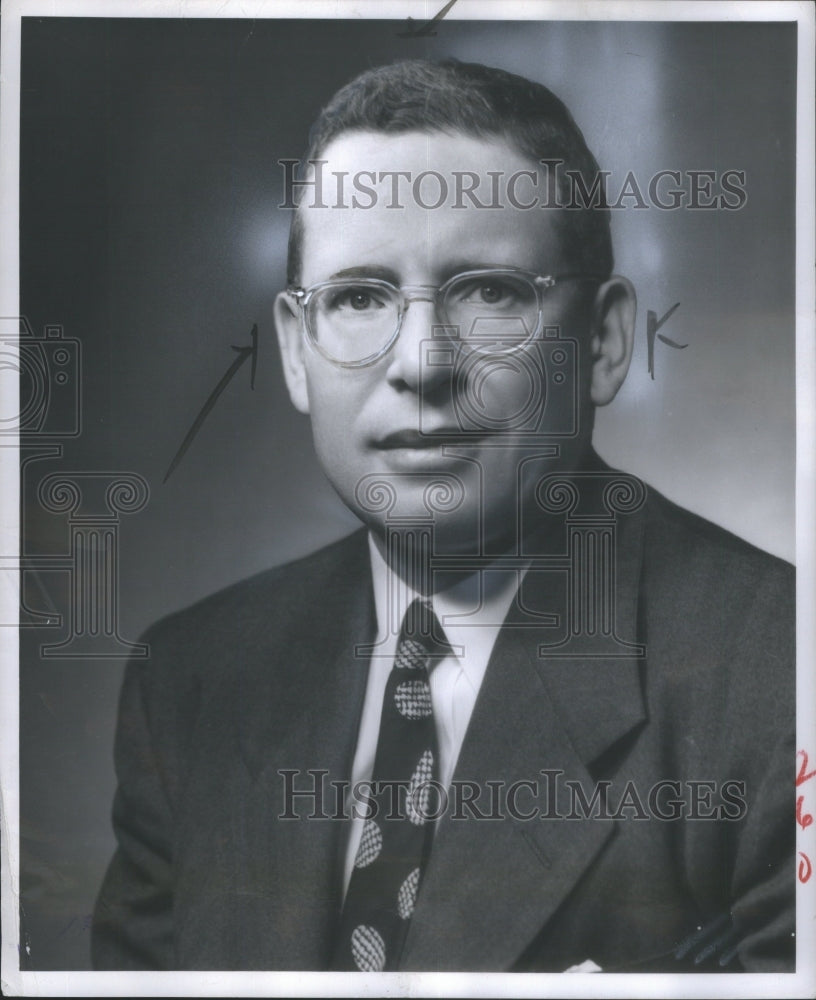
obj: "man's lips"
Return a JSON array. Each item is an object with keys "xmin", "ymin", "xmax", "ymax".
[{"xmin": 375, "ymin": 428, "xmax": 486, "ymax": 448}]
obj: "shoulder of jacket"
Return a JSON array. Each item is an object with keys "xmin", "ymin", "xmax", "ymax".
[
  {"xmin": 145, "ymin": 528, "xmax": 369, "ymax": 640},
  {"xmin": 642, "ymin": 484, "xmax": 793, "ymax": 588}
]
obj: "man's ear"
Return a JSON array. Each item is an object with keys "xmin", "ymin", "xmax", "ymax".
[
  {"xmin": 274, "ymin": 290, "xmax": 311, "ymax": 414},
  {"xmin": 588, "ymin": 276, "xmax": 636, "ymax": 406}
]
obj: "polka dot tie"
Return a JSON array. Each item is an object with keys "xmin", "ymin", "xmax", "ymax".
[{"xmin": 330, "ymin": 598, "xmax": 450, "ymax": 971}]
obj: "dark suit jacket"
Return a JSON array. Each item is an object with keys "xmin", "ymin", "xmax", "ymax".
[{"xmin": 91, "ymin": 479, "xmax": 795, "ymax": 972}]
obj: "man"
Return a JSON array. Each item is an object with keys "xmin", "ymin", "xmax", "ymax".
[{"xmin": 92, "ymin": 59, "xmax": 794, "ymax": 973}]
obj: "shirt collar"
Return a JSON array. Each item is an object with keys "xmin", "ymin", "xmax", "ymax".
[{"xmin": 367, "ymin": 533, "xmax": 526, "ymax": 690}]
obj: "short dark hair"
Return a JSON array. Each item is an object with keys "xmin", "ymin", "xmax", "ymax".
[{"xmin": 286, "ymin": 58, "xmax": 613, "ymax": 285}]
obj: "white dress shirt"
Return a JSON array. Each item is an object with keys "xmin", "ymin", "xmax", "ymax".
[{"xmin": 342, "ymin": 534, "xmax": 526, "ymax": 894}]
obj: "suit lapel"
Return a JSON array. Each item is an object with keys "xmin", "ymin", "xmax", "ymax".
[
  {"xmin": 232, "ymin": 532, "xmax": 376, "ymax": 968},
  {"xmin": 401, "ymin": 500, "xmax": 647, "ymax": 971}
]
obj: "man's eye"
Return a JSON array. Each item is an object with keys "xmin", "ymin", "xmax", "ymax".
[
  {"xmin": 457, "ymin": 280, "xmax": 516, "ymax": 307},
  {"xmin": 331, "ymin": 287, "xmax": 386, "ymax": 311},
  {"xmin": 477, "ymin": 283, "xmax": 506, "ymax": 305}
]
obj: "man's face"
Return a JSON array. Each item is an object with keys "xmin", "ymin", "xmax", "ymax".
[{"xmin": 276, "ymin": 130, "xmax": 628, "ymax": 559}]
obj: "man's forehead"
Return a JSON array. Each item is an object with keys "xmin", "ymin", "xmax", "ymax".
[
  {"xmin": 296, "ymin": 129, "xmax": 566, "ymax": 282},
  {"xmin": 315, "ymin": 128, "xmax": 529, "ymax": 174}
]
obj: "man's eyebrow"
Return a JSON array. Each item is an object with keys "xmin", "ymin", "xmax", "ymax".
[
  {"xmin": 328, "ymin": 262, "xmax": 526, "ymax": 283},
  {"xmin": 439, "ymin": 261, "xmax": 520, "ymax": 279},
  {"xmin": 329, "ymin": 265, "xmax": 399, "ymax": 282}
]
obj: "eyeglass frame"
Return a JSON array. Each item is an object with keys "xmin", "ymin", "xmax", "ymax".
[{"xmin": 286, "ymin": 267, "xmax": 604, "ymax": 369}]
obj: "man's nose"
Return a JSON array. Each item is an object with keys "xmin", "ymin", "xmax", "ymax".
[{"xmin": 384, "ymin": 294, "xmax": 453, "ymax": 393}]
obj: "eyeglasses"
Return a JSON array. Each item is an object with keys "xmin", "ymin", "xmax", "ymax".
[{"xmin": 288, "ymin": 268, "xmax": 601, "ymax": 367}]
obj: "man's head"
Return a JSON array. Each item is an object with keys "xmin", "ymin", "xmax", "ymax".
[
  {"xmin": 275, "ymin": 60, "xmax": 635, "ymax": 568},
  {"xmin": 286, "ymin": 59, "xmax": 613, "ymax": 287}
]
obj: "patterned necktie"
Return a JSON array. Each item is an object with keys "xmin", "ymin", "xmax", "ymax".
[{"xmin": 331, "ymin": 598, "xmax": 450, "ymax": 971}]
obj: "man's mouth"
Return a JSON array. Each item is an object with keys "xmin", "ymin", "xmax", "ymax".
[{"xmin": 376, "ymin": 428, "xmax": 490, "ymax": 449}]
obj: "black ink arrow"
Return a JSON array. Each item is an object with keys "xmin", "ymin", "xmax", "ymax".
[
  {"xmin": 163, "ymin": 323, "xmax": 258, "ymax": 484},
  {"xmin": 397, "ymin": 0, "xmax": 458, "ymax": 37}
]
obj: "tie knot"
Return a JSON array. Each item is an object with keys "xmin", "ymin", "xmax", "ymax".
[{"xmin": 398, "ymin": 598, "xmax": 450, "ymax": 662}]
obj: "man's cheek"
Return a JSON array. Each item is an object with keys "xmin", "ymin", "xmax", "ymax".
[{"xmin": 309, "ymin": 408, "xmax": 366, "ymax": 490}]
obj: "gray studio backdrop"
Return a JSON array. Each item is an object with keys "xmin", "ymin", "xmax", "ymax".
[{"xmin": 18, "ymin": 18, "xmax": 796, "ymax": 968}]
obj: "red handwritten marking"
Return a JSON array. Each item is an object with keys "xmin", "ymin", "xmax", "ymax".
[
  {"xmin": 796, "ymin": 749, "xmax": 816, "ymax": 787},
  {"xmin": 797, "ymin": 751, "xmax": 814, "ymax": 884}
]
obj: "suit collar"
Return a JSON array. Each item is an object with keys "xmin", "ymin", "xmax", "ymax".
[{"xmin": 528, "ymin": 489, "xmax": 647, "ymax": 766}]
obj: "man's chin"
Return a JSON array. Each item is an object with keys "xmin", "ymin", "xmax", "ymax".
[{"xmin": 363, "ymin": 509, "xmax": 524, "ymax": 581}]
